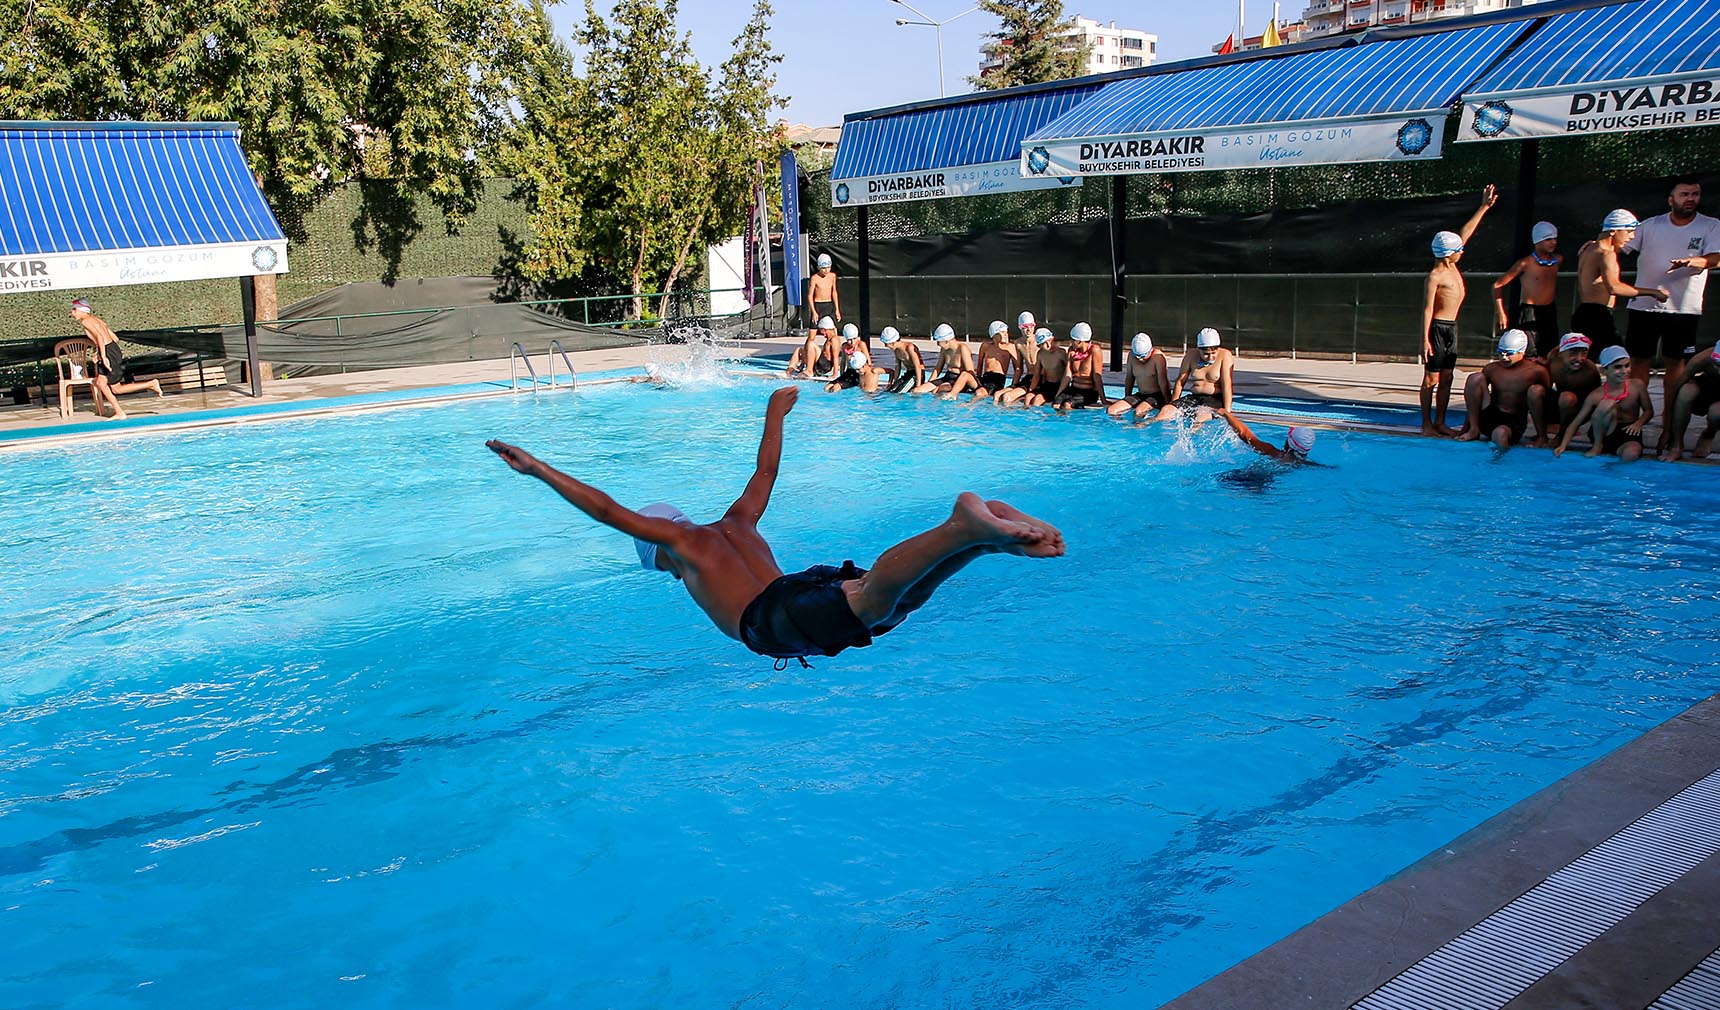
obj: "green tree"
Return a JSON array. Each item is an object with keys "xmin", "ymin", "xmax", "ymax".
[
  {"xmin": 0, "ymin": 0, "xmax": 556, "ymax": 272},
  {"xmin": 970, "ymin": 0, "xmax": 1089, "ymax": 90},
  {"xmin": 494, "ymin": 0, "xmax": 784, "ymax": 320}
]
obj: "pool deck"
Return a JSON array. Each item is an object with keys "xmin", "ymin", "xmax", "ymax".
[{"xmin": 8, "ymin": 334, "xmax": 1720, "ymax": 1007}]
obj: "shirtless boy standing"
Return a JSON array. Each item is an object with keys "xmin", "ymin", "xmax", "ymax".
[
  {"xmin": 70, "ymin": 298, "xmax": 162, "ymax": 420},
  {"xmin": 808, "ymin": 253, "xmax": 841, "ymax": 327},
  {"xmin": 1572, "ymin": 210, "xmax": 1667, "ymax": 352},
  {"xmin": 1492, "ymin": 220, "xmax": 1562, "ymax": 357},
  {"xmin": 1420, "ymin": 184, "xmax": 1498, "ymax": 436},
  {"xmin": 1555, "ymin": 346, "xmax": 1652, "ymax": 462},
  {"xmin": 1107, "ymin": 332, "xmax": 1171, "ymax": 420}
]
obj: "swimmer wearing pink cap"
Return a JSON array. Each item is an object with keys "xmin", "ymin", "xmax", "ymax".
[
  {"xmin": 1556, "ymin": 345, "xmax": 1652, "ymax": 461},
  {"xmin": 1662, "ymin": 338, "xmax": 1720, "ymax": 462},
  {"xmin": 1456, "ymin": 329, "xmax": 1551, "ymax": 450},
  {"xmin": 1492, "ymin": 220, "xmax": 1563, "ymax": 357},
  {"xmin": 1541, "ymin": 332, "xmax": 1601, "ymax": 441},
  {"xmin": 1220, "ymin": 411, "xmax": 1326, "ymax": 466},
  {"xmin": 1107, "ymin": 332, "xmax": 1172, "ymax": 421}
]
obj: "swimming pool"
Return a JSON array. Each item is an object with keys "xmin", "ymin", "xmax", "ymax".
[{"xmin": 3, "ymin": 377, "xmax": 1717, "ymax": 1009}]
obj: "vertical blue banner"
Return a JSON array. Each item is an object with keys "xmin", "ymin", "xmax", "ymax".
[{"xmin": 779, "ymin": 149, "xmax": 803, "ymax": 308}]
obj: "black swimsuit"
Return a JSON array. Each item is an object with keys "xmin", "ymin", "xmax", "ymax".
[{"xmin": 738, "ymin": 562, "xmax": 903, "ymax": 661}]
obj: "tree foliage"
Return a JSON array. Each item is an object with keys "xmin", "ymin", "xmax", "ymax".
[
  {"xmin": 0, "ymin": 0, "xmax": 557, "ymax": 273},
  {"xmin": 493, "ymin": 0, "xmax": 785, "ymax": 319},
  {"xmin": 971, "ymin": 0, "xmax": 1089, "ymax": 91}
]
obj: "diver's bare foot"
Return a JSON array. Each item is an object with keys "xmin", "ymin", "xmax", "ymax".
[
  {"xmin": 148, "ymin": 379, "xmax": 163, "ymax": 396},
  {"xmin": 985, "ymin": 499, "xmax": 1066, "ymax": 557},
  {"xmin": 947, "ymin": 492, "xmax": 1053, "ymax": 556},
  {"xmin": 106, "ymin": 407, "xmax": 127, "ymax": 421}
]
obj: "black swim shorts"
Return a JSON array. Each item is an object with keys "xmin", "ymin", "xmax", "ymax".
[
  {"xmin": 739, "ymin": 561, "xmax": 894, "ymax": 660},
  {"xmin": 1626, "ymin": 310, "xmax": 1701, "ymax": 363},
  {"xmin": 1059, "ymin": 385, "xmax": 1101, "ymax": 408},
  {"xmin": 1602, "ymin": 426, "xmax": 1644, "ymax": 456},
  {"xmin": 1480, "ymin": 404, "xmax": 1529, "ymax": 444},
  {"xmin": 1517, "ymin": 303, "xmax": 1560, "ymax": 358},
  {"xmin": 813, "ymin": 300, "xmax": 836, "ymax": 325},
  {"xmin": 935, "ymin": 371, "xmax": 961, "ymax": 387},
  {"xmin": 1689, "ymin": 371, "xmax": 1720, "ymax": 416},
  {"xmin": 978, "ymin": 371, "xmax": 1008, "ymax": 395},
  {"xmin": 888, "ymin": 368, "xmax": 915, "ymax": 394},
  {"xmin": 1173, "ymin": 392, "xmax": 1222, "ymax": 411},
  {"xmin": 1425, "ymin": 319, "xmax": 1458, "ymax": 372},
  {"xmin": 95, "ymin": 342, "xmax": 124, "ymax": 381},
  {"xmin": 1569, "ymin": 303, "xmax": 1619, "ymax": 349},
  {"xmin": 1032, "ymin": 381, "xmax": 1062, "ymax": 401},
  {"xmin": 832, "ymin": 368, "xmax": 861, "ymax": 390}
]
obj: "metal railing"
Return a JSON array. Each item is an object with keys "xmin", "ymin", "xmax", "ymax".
[
  {"xmin": 546, "ymin": 340, "xmax": 577, "ymax": 390},
  {"xmin": 508, "ymin": 342, "xmax": 539, "ymax": 392}
]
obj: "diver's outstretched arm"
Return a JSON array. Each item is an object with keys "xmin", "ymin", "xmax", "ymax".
[
  {"xmin": 487, "ymin": 441, "xmax": 684, "ymax": 544},
  {"xmin": 725, "ymin": 387, "xmax": 798, "ymax": 524}
]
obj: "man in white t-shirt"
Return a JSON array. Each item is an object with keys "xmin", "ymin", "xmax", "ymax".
[{"xmin": 1623, "ymin": 176, "xmax": 1720, "ymax": 435}]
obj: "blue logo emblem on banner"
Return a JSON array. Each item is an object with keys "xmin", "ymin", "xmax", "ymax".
[
  {"xmin": 251, "ymin": 246, "xmax": 278, "ymax": 271},
  {"xmin": 835, "ymin": 182, "xmax": 851, "ymax": 204},
  {"xmin": 1471, "ymin": 101, "xmax": 1513, "ymax": 139},
  {"xmin": 1396, "ymin": 119, "xmax": 1433, "ymax": 156},
  {"xmin": 1027, "ymin": 147, "xmax": 1051, "ymax": 176}
]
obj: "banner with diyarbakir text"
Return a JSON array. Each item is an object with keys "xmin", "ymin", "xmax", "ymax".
[
  {"xmin": 830, "ymin": 160, "xmax": 1080, "ymax": 207},
  {"xmin": 1019, "ymin": 115, "xmax": 1447, "ymax": 178},
  {"xmin": 1458, "ymin": 74, "xmax": 1720, "ymax": 142}
]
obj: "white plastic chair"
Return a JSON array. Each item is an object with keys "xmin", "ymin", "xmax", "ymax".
[{"xmin": 53, "ymin": 339, "xmax": 97, "ymax": 419}]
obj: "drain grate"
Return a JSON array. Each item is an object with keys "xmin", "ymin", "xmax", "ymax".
[
  {"xmin": 1353, "ymin": 766, "xmax": 1720, "ymax": 1010},
  {"xmin": 1650, "ymin": 944, "xmax": 1720, "ymax": 1010}
]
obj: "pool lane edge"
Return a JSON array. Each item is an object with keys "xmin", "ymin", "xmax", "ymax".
[{"xmin": 1158, "ymin": 691, "xmax": 1720, "ymax": 1010}]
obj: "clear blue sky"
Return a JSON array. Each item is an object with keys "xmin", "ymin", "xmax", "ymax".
[{"xmin": 547, "ymin": 2, "xmax": 1260, "ymax": 126}]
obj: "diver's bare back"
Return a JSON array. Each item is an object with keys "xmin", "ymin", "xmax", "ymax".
[{"xmin": 672, "ymin": 520, "xmax": 783, "ymax": 640}]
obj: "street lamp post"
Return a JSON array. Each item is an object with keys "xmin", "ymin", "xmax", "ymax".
[{"xmin": 890, "ymin": 0, "xmax": 980, "ymax": 98}]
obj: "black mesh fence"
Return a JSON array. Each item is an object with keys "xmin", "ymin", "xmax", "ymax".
[{"xmin": 805, "ymin": 123, "xmax": 1720, "ymax": 360}]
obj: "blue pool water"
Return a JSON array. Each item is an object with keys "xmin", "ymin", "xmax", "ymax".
[{"xmin": 4, "ymin": 377, "xmax": 1718, "ymax": 1009}]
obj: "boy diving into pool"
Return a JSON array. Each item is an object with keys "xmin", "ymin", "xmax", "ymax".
[{"xmin": 486, "ymin": 387, "xmax": 1064, "ymax": 664}]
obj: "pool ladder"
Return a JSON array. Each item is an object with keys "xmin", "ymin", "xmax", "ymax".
[{"xmin": 510, "ymin": 341, "xmax": 579, "ymax": 393}]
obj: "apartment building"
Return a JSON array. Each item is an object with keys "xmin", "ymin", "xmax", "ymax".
[
  {"xmin": 979, "ymin": 15, "xmax": 1159, "ymax": 79},
  {"xmin": 1298, "ymin": 0, "xmax": 1549, "ymax": 38}
]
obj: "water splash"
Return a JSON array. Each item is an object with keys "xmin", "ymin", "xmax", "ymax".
[{"xmin": 644, "ymin": 324, "xmax": 746, "ymax": 387}]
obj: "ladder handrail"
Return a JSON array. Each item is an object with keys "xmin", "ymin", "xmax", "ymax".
[
  {"xmin": 546, "ymin": 340, "xmax": 578, "ymax": 390},
  {"xmin": 509, "ymin": 342, "xmax": 539, "ymax": 392}
]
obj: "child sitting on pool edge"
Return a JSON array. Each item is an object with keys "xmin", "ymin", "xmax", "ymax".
[{"xmin": 486, "ymin": 387, "xmax": 1065, "ymax": 666}]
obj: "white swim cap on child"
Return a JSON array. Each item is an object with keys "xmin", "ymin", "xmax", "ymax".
[
  {"xmin": 880, "ymin": 326, "xmax": 900, "ymax": 344},
  {"xmin": 1070, "ymin": 321, "xmax": 1093, "ymax": 343},
  {"xmin": 1557, "ymin": 333, "xmax": 1592, "ymax": 353},
  {"xmin": 1285, "ymin": 427, "xmax": 1316, "ymax": 457},
  {"xmin": 818, "ymin": 316, "xmax": 835, "ymax": 330},
  {"xmin": 1035, "ymin": 327, "xmax": 1054, "ymax": 345},
  {"xmin": 817, "ymin": 253, "xmax": 832, "ymax": 269},
  {"xmin": 988, "ymin": 320, "xmax": 1008, "ymax": 338},
  {"xmin": 1196, "ymin": 327, "xmax": 1221, "ymax": 348},
  {"xmin": 1131, "ymin": 333, "xmax": 1153, "ymax": 358},
  {"xmin": 1598, "ymin": 345, "xmax": 1630, "ymax": 367},
  {"xmin": 1601, "ymin": 209, "xmax": 1639, "ymax": 232},
  {"xmin": 634, "ymin": 503, "xmax": 690, "ymax": 572},
  {"xmin": 846, "ymin": 350, "xmax": 866, "ymax": 369},
  {"xmin": 1498, "ymin": 329, "xmax": 1530, "ymax": 355},
  {"xmin": 71, "ymin": 298, "xmax": 92, "ymax": 313},
  {"xmin": 934, "ymin": 323, "xmax": 955, "ymax": 341},
  {"xmin": 1018, "ymin": 311, "xmax": 1036, "ymax": 328},
  {"xmin": 842, "ymin": 323, "xmax": 858, "ymax": 339},
  {"xmin": 1531, "ymin": 221, "xmax": 1558, "ymax": 244},
  {"xmin": 1431, "ymin": 231, "xmax": 1465, "ymax": 259}
]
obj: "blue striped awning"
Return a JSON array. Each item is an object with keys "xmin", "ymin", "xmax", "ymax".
[
  {"xmin": 828, "ymin": 86, "xmax": 1102, "ymax": 205},
  {"xmin": 1459, "ymin": 0, "xmax": 1720, "ymax": 141},
  {"xmin": 1022, "ymin": 20, "xmax": 1528, "ymax": 179},
  {"xmin": 0, "ymin": 122, "xmax": 288, "ymax": 292}
]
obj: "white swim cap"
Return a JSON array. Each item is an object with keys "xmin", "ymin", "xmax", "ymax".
[
  {"xmin": 816, "ymin": 253, "xmax": 832, "ymax": 269},
  {"xmin": 988, "ymin": 320, "xmax": 1008, "ymax": 338},
  {"xmin": 1285, "ymin": 427, "xmax": 1316, "ymax": 457},
  {"xmin": 880, "ymin": 326, "xmax": 900, "ymax": 344},
  {"xmin": 1196, "ymin": 327, "xmax": 1221, "ymax": 348},
  {"xmin": 817, "ymin": 316, "xmax": 835, "ymax": 330},
  {"xmin": 1431, "ymin": 231, "xmax": 1465, "ymax": 259},
  {"xmin": 634, "ymin": 503, "xmax": 690, "ymax": 572},
  {"xmin": 934, "ymin": 323, "xmax": 955, "ymax": 341},
  {"xmin": 1131, "ymin": 332, "xmax": 1153, "ymax": 358},
  {"xmin": 846, "ymin": 350, "xmax": 866, "ymax": 369},
  {"xmin": 1070, "ymin": 321, "xmax": 1093, "ymax": 343},
  {"xmin": 842, "ymin": 323, "xmax": 859, "ymax": 340},
  {"xmin": 70, "ymin": 298, "xmax": 92, "ymax": 313},
  {"xmin": 1035, "ymin": 327, "xmax": 1054, "ymax": 345},
  {"xmin": 1531, "ymin": 221, "xmax": 1558, "ymax": 244},
  {"xmin": 1498, "ymin": 329, "xmax": 1530, "ymax": 355},
  {"xmin": 1598, "ymin": 345, "xmax": 1630, "ymax": 368},
  {"xmin": 1557, "ymin": 333, "xmax": 1592, "ymax": 354},
  {"xmin": 1601, "ymin": 209, "xmax": 1639, "ymax": 232},
  {"xmin": 1018, "ymin": 311, "xmax": 1036, "ymax": 328}
]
